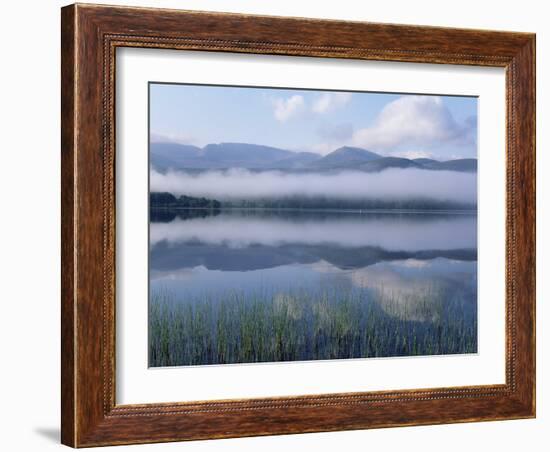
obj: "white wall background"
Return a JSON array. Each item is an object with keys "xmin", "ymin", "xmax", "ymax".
[{"xmin": 0, "ymin": 1, "xmax": 545, "ymax": 450}]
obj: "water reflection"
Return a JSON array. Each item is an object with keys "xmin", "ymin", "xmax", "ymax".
[
  {"xmin": 150, "ymin": 209, "xmax": 476, "ymax": 250},
  {"xmin": 149, "ymin": 209, "xmax": 478, "ymax": 366}
]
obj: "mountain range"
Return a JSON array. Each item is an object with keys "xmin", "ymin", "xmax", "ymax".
[{"xmin": 151, "ymin": 142, "xmax": 477, "ymax": 173}]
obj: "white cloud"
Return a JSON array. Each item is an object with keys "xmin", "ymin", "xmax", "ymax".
[
  {"xmin": 271, "ymin": 92, "xmax": 351, "ymax": 123},
  {"xmin": 312, "ymin": 92, "xmax": 352, "ymax": 114},
  {"xmin": 306, "ymin": 142, "xmax": 339, "ymax": 155},
  {"xmin": 272, "ymin": 95, "xmax": 305, "ymax": 122},
  {"xmin": 150, "ymin": 131, "xmax": 196, "ymax": 145},
  {"xmin": 351, "ymin": 95, "xmax": 475, "ymax": 151},
  {"xmin": 390, "ymin": 150, "xmax": 435, "ymax": 160}
]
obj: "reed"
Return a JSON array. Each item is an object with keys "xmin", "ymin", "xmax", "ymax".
[{"xmin": 148, "ymin": 285, "xmax": 477, "ymax": 367}]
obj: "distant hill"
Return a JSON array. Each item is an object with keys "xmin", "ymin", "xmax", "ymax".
[
  {"xmin": 151, "ymin": 142, "xmax": 308, "ymax": 170},
  {"xmin": 269, "ymin": 152, "xmax": 320, "ymax": 169},
  {"xmin": 150, "ymin": 143, "xmax": 203, "ymax": 169},
  {"xmin": 307, "ymin": 146, "xmax": 381, "ymax": 169},
  {"xmin": 413, "ymin": 158, "xmax": 477, "ymax": 172},
  {"xmin": 359, "ymin": 157, "xmax": 422, "ymax": 172},
  {"xmin": 436, "ymin": 159, "xmax": 477, "ymax": 172},
  {"xmin": 150, "ymin": 141, "xmax": 477, "ymax": 173},
  {"xmin": 150, "ymin": 192, "xmax": 221, "ymax": 209},
  {"xmin": 201, "ymin": 143, "xmax": 292, "ymax": 168}
]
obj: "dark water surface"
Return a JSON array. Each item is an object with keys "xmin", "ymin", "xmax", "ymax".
[{"xmin": 149, "ymin": 209, "xmax": 477, "ymax": 367}]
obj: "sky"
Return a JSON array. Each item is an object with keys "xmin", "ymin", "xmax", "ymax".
[{"xmin": 150, "ymin": 83, "xmax": 478, "ymax": 160}]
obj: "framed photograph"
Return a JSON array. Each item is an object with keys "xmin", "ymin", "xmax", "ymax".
[{"xmin": 61, "ymin": 3, "xmax": 536, "ymax": 447}]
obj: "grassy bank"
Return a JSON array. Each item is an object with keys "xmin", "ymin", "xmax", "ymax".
[{"xmin": 149, "ymin": 286, "xmax": 476, "ymax": 367}]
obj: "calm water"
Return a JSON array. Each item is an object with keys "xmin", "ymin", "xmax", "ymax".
[{"xmin": 149, "ymin": 209, "xmax": 478, "ymax": 366}]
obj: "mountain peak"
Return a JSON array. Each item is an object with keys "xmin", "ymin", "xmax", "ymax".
[
  {"xmin": 331, "ymin": 146, "xmax": 380, "ymax": 157},
  {"xmin": 308, "ymin": 146, "xmax": 381, "ymax": 169}
]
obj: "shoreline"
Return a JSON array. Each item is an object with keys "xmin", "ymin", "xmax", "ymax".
[{"xmin": 149, "ymin": 205, "xmax": 478, "ymax": 215}]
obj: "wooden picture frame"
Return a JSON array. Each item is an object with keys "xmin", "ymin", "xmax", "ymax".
[{"xmin": 61, "ymin": 3, "xmax": 535, "ymax": 447}]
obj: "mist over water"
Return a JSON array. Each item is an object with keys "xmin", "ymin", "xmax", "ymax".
[
  {"xmin": 150, "ymin": 211, "xmax": 477, "ymax": 251},
  {"xmin": 150, "ymin": 168, "xmax": 477, "ymax": 204}
]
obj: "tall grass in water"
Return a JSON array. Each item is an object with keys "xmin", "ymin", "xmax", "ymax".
[{"xmin": 149, "ymin": 286, "xmax": 477, "ymax": 367}]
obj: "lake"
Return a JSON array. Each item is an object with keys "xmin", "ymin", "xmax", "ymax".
[{"xmin": 149, "ymin": 209, "xmax": 477, "ymax": 367}]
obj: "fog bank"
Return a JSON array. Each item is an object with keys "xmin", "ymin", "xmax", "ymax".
[
  {"xmin": 150, "ymin": 168, "xmax": 477, "ymax": 204},
  {"xmin": 150, "ymin": 214, "xmax": 477, "ymax": 250}
]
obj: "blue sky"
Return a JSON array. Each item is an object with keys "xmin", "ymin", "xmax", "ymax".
[{"xmin": 150, "ymin": 83, "xmax": 477, "ymax": 160}]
